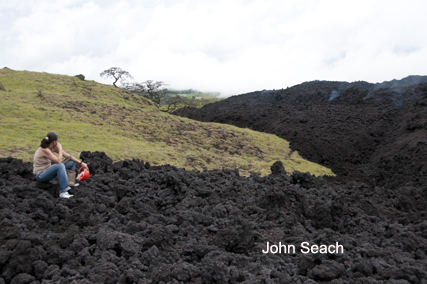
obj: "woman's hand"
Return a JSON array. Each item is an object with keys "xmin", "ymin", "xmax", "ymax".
[
  {"xmin": 52, "ymin": 142, "xmax": 62, "ymax": 153},
  {"xmin": 81, "ymin": 162, "xmax": 88, "ymax": 169}
]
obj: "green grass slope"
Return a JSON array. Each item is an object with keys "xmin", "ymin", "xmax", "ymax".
[{"xmin": 0, "ymin": 68, "xmax": 334, "ymax": 177}]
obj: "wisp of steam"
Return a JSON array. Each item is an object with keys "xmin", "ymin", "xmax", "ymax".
[{"xmin": 327, "ymin": 90, "xmax": 340, "ymax": 101}]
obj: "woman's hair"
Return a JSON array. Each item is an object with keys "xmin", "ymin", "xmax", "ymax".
[{"xmin": 40, "ymin": 132, "xmax": 59, "ymax": 148}]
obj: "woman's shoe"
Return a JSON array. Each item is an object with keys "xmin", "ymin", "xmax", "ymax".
[{"xmin": 60, "ymin": 192, "xmax": 73, "ymax": 199}]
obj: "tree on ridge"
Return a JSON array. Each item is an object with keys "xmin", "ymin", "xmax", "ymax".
[{"xmin": 100, "ymin": 67, "xmax": 133, "ymax": 88}]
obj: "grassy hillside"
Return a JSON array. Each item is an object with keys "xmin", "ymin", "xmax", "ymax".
[{"xmin": 0, "ymin": 68, "xmax": 334, "ymax": 177}]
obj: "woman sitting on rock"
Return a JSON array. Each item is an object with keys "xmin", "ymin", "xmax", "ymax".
[{"xmin": 33, "ymin": 132, "xmax": 88, "ymax": 198}]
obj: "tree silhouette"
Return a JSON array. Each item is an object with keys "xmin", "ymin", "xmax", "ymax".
[{"xmin": 100, "ymin": 67, "xmax": 133, "ymax": 87}]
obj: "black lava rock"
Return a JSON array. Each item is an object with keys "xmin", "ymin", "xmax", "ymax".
[{"xmin": 0, "ymin": 152, "xmax": 426, "ymax": 283}]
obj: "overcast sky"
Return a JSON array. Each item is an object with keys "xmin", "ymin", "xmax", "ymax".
[{"xmin": 1, "ymin": 0, "xmax": 426, "ymax": 96}]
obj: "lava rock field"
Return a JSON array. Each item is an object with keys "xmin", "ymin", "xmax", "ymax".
[
  {"xmin": 1, "ymin": 76, "xmax": 427, "ymax": 283},
  {"xmin": 1, "ymin": 150, "xmax": 427, "ymax": 283},
  {"xmin": 174, "ymin": 76, "xmax": 427, "ymax": 188}
]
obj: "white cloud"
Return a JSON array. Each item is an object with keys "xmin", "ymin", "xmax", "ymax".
[{"xmin": 1, "ymin": 0, "xmax": 426, "ymax": 96}]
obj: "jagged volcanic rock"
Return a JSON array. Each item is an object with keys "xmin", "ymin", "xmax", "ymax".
[
  {"xmin": 1, "ymin": 152, "xmax": 426, "ymax": 283},
  {"xmin": 174, "ymin": 76, "xmax": 427, "ymax": 188}
]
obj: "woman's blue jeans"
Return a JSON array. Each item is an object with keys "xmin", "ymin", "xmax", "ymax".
[{"xmin": 35, "ymin": 161, "xmax": 75, "ymax": 193}]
